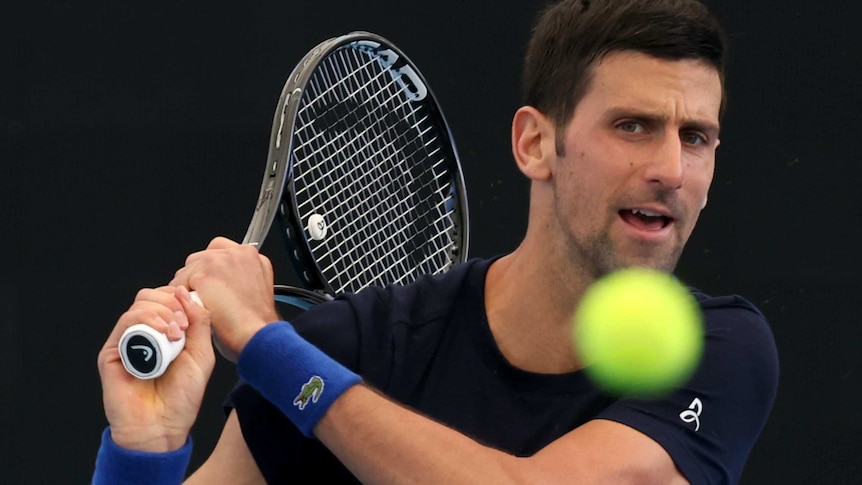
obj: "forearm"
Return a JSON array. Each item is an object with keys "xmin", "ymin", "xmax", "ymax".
[
  {"xmin": 317, "ymin": 393, "xmax": 690, "ymax": 485},
  {"xmin": 237, "ymin": 322, "xmax": 686, "ymax": 484},
  {"xmin": 236, "ymin": 322, "xmax": 522, "ymax": 483},
  {"xmin": 315, "ymin": 386, "xmax": 524, "ymax": 485},
  {"xmin": 184, "ymin": 411, "xmax": 267, "ymax": 485}
]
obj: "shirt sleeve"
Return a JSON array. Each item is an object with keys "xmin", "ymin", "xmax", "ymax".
[{"xmin": 595, "ymin": 295, "xmax": 780, "ymax": 485}]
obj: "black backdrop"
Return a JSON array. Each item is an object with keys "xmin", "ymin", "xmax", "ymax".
[{"xmin": 5, "ymin": 1, "xmax": 862, "ymax": 483}]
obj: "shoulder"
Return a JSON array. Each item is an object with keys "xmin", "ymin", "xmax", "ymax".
[
  {"xmin": 690, "ymin": 289, "xmax": 780, "ymax": 423},
  {"xmin": 693, "ymin": 289, "xmax": 780, "ymax": 385},
  {"xmin": 597, "ymin": 289, "xmax": 779, "ymax": 484}
]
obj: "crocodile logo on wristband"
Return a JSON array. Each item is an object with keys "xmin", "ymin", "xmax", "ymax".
[{"xmin": 293, "ymin": 375, "xmax": 325, "ymax": 410}]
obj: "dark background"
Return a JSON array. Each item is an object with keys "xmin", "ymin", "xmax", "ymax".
[{"xmin": 4, "ymin": 0, "xmax": 861, "ymax": 483}]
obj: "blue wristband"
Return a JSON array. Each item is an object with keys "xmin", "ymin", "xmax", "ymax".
[
  {"xmin": 237, "ymin": 321, "xmax": 361, "ymax": 437},
  {"xmin": 92, "ymin": 427, "xmax": 192, "ymax": 485}
]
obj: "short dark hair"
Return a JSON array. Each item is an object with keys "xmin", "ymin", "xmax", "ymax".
[{"xmin": 522, "ymin": 0, "xmax": 728, "ymax": 138}]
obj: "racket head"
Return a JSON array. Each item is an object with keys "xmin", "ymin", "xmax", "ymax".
[{"xmin": 245, "ymin": 31, "xmax": 469, "ymax": 296}]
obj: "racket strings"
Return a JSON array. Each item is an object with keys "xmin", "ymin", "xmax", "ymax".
[
  {"xmin": 296, "ymin": 55, "xmax": 425, "ymax": 211},
  {"xmin": 297, "ymin": 49, "xmax": 430, "ymax": 168},
  {"xmin": 321, "ymin": 161, "xmax": 454, "ymax": 282},
  {"xmin": 307, "ymin": 54, "xmax": 454, "ymax": 282},
  {"xmin": 318, "ymin": 51, "xmax": 455, "ymax": 290},
  {"xmin": 339, "ymin": 206, "xmax": 458, "ymax": 290},
  {"xmin": 299, "ymin": 127, "xmax": 445, "ymax": 231},
  {"xmin": 294, "ymin": 69, "xmax": 410, "ymax": 165},
  {"xmin": 292, "ymin": 44, "xmax": 461, "ymax": 294},
  {"xmin": 294, "ymin": 110, "xmax": 431, "ymax": 206},
  {"xmin": 297, "ymin": 61, "xmax": 442, "ymax": 279},
  {"xmin": 312, "ymin": 154, "xmax": 450, "ymax": 266}
]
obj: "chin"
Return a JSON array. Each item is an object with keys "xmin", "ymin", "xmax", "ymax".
[
  {"xmin": 574, "ymin": 232, "xmax": 682, "ymax": 278},
  {"xmin": 604, "ymin": 251, "xmax": 681, "ymax": 276}
]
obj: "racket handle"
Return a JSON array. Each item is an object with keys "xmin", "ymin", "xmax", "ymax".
[{"xmin": 118, "ymin": 291, "xmax": 203, "ymax": 380}]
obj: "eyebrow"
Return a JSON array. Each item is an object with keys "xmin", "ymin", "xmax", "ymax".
[{"xmin": 605, "ymin": 107, "xmax": 721, "ymax": 138}]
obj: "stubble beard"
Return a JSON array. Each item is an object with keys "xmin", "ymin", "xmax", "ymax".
[{"xmin": 554, "ymin": 194, "xmax": 685, "ymax": 281}]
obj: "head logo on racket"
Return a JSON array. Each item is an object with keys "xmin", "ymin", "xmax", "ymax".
[{"xmin": 353, "ymin": 40, "xmax": 428, "ymax": 101}]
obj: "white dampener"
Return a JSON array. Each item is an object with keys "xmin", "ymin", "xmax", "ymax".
[{"xmin": 118, "ymin": 291, "xmax": 204, "ymax": 379}]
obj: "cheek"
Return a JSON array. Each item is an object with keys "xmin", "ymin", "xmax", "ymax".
[
  {"xmin": 563, "ymin": 142, "xmax": 626, "ymax": 188},
  {"xmin": 688, "ymin": 176, "xmax": 711, "ymax": 209},
  {"xmin": 554, "ymin": 160, "xmax": 609, "ymax": 232},
  {"xmin": 685, "ymin": 158, "xmax": 715, "ymax": 206}
]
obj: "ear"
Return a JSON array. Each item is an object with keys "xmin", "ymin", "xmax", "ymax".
[{"xmin": 511, "ymin": 106, "xmax": 555, "ymax": 181}]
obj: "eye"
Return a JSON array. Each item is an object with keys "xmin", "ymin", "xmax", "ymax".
[
  {"xmin": 616, "ymin": 121, "xmax": 645, "ymax": 134},
  {"xmin": 681, "ymin": 131, "xmax": 708, "ymax": 146}
]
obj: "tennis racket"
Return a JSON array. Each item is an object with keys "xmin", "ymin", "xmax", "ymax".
[{"xmin": 120, "ymin": 31, "xmax": 470, "ymax": 379}]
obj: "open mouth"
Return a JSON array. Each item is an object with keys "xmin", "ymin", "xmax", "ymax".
[{"xmin": 619, "ymin": 208, "xmax": 673, "ymax": 231}]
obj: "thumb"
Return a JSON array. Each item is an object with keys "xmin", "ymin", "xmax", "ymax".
[{"xmin": 176, "ymin": 286, "xmax": 214, "ymax": 363}]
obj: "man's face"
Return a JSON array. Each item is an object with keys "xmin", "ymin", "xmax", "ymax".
[{"xmin": 553, "ymin": 51, "xmax": 722, "ymax": 277}]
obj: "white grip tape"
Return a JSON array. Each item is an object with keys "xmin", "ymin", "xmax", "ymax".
[{"xmin": 119, "ymin": 291, "xmax": 203, "ymax": 379}]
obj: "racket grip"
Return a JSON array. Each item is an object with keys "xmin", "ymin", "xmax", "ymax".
[{"xmin": 118, "ymin": 291, "xmax": 203, "ymax": 380}]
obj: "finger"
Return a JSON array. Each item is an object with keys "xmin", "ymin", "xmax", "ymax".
[
  {"xmin": 133, "ymin": 287, "xmax": 182, "ymax": 310},
  {"xmin": 102, "ymin": 302, "xmax": 183, "ymax": 356},
  {"xmin": 170, "ymin": 255, "xmax": 205, "ymax": 289},
  {"xmin": 124, "ymin": 301, "xmax": 184, "ymax": 337},
  {"xmin": 169, "ymin": 265, "xmax": 189, "ymax": 290},
  {"xmin": 173, "ymin": 246, "xmax": 224, "ymax": 288},
  {"xmin": 175, "ymin": 285, "xmax": 215, "ymax": 362},
  {"xmin": 176, "ymin": 285, "xmax": 208, "ymax": 326},
  {"xmin": 207, "ymin": 236, "xmax": 241, "ymax": 250},
  {"xmin": 173, "ymin": 243, "xmax": 261, "ymax": 290},
  {"xmin": 134, "ymin": 287, "xmax": 192, "ymax": 332}
]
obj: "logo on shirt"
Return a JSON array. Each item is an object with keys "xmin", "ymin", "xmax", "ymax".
[
  {"xmin": 294, "ymin": 375, "xmax": 325, "ymax": 410},
  {"xmin": 679, "ymin": 397, "xmax": 703, "ymax": 431}
]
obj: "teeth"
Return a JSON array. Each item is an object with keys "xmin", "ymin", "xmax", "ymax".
[{"xmin": 632, "ymin": 209, "xmax": 662, "ymax": 217}]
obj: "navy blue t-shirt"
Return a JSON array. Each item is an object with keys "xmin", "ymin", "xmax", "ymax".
[{"xmin": 226, "ymin": 258, "xmax": 779, "ymax": 484}]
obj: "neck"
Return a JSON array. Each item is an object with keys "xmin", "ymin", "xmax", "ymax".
[{"xmin": 484, "ymin": 234, "xmax": 593, "ymax": 374}]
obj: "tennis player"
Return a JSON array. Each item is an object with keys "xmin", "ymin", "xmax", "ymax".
[{"xmin": 93, "ymin": 1, "xmax": 778, "ymax": 483}]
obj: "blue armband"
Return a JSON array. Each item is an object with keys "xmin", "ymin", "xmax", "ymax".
[
  {"xmin": 91, "ymin": 427, "xmax": 191, "ymax": 485},
  {"xmin": 237, "ymin": 321, "xmax": 361, "ymax": 437}
]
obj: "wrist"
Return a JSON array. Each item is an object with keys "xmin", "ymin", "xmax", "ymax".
[
  {"xmin": 214, "ymin": 318, "xmax": 269, "ymax": 363},
  {"xmin": 109, "ymin": 426, "xmax": 190, "ymax": 453}
]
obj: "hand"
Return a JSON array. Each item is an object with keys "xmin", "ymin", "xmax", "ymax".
[
  {"xmin": 97, "ymin": 286, "xmax": 215, "ymax": 452},
  {"xmin": 170, "ymin": 236, "xmax": 280, "ymax": 362}
]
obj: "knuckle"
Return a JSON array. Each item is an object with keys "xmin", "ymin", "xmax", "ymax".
[
  {"xmin": 134, "ymin": 288, "xmax": 154, "ymax": 301},
  {"xmin": 124, "ymin": 305, "xmax": 164, "ymax": 326},
  {"xmin": 154, "ymin": 285, "xmax": 175, "ymax": 294}
]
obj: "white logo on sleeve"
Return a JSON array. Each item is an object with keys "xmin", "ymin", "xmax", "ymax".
[{"xmin": 679, "ymin": 397, "xmax": 703, "ymax": 431}]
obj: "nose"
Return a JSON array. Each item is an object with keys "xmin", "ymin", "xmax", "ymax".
[{"xmin": 644, "ymin": 133, "xmax": 684, "ymax": 190}]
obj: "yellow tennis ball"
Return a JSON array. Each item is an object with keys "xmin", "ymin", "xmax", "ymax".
[{"xmin": 573, "ymin": 267, "xmax": 704, "ymax": 398}]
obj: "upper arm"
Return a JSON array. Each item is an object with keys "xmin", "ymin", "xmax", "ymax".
[
  {"xmin": 184, "ymin": 410, "xmax": 266, "ymax": 485},
  {"xmin": 528, "ymin": 419, "xmax": 689, "ymax": 485},
  {"xmin": 587, "ymin": 298, "xmax": 779, "ymax": 484}
]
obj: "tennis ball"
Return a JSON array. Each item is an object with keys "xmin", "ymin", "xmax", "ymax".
[{"xmin": 573, "ymin": 267, "xmax": 704, "ymax": 398}]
